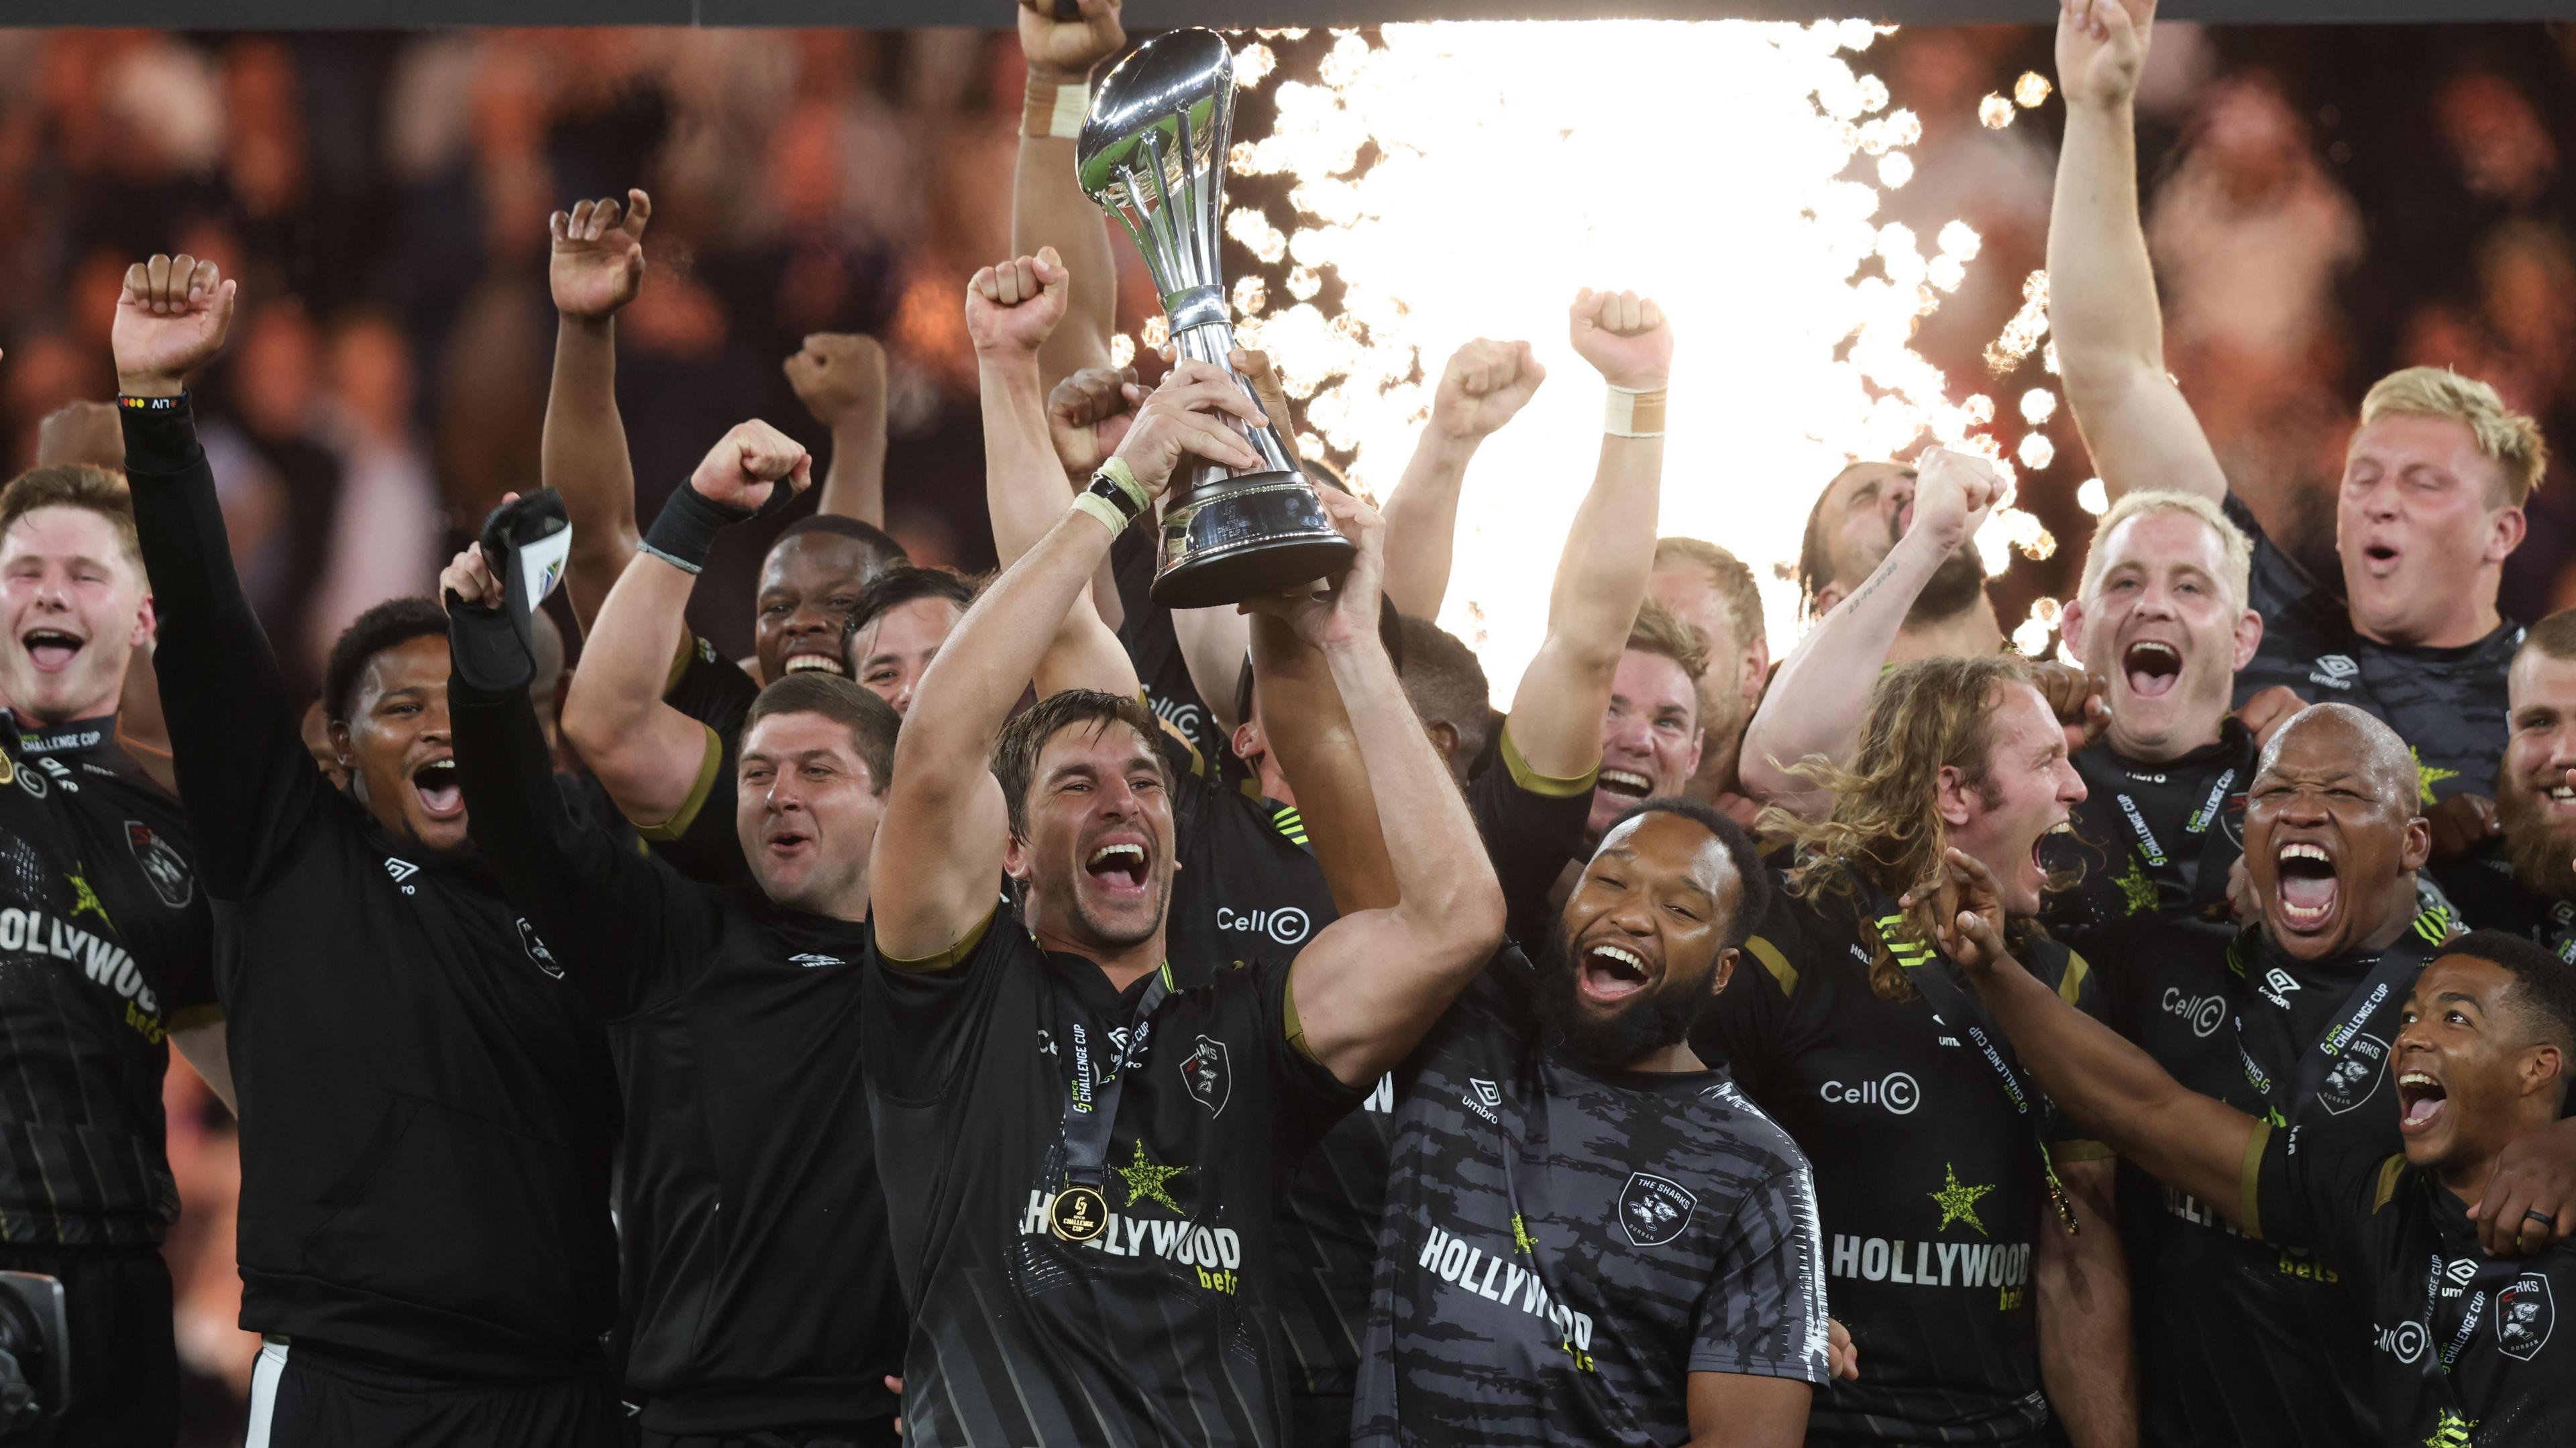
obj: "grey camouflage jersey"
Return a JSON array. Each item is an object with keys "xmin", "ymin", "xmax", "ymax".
[{"xmin": 1353, "ymin": 949, "xmax": 1831, "ymax": 1447}]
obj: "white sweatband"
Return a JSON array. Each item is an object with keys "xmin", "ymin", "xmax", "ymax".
[
  {"xmin": 1024, "ymin": 76, "xmax": 1090, "ymax": 140},
  {"xmin": 1604, "ymin": 386, "xmax": 1668, "ymax": 439}
]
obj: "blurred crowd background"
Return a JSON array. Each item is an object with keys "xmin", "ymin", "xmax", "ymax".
[{"xmin": 7, "ymin": 19, "xmax": 2576, "ymax": 1445}]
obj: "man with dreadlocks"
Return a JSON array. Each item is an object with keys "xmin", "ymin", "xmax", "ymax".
[{"xmin": 1693, "ymin": 654, "xmax": 2137, "ymax": 1447}]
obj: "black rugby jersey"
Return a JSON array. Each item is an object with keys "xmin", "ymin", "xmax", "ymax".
[
  {"xmin": 2224, "ymin": 494, "xmax": 2515, "ymax": 808},
  {"xmin": 2248, "ymin": 1120, "xmax": 2576, "ymax": 1446},
  {"xmin": 2434, "ymin": 846, "xmax": 2576, "ymax": 960},
  {"xmin": 2094, "ymin": 917, "xmax": 2424, "ymax": 1447},
  {"xmin": 861, "ymin": 911, "xmax": 1364, "ymax": 1447},
  {"xmin": 449, "ymin": 618, "xmax": 901, "ymax": 1435},
  {"xmin": 1114, "ymin": 523, "xmax": 1228, "ymax": 765},
  {"xmin": 126, "ymin": 400, "xmax": 621, "ymax": 1378},
  {"xmin": 0, "ymin": 714, "xmax": 216, "ymax": 1246},
  {"xmin": 1267, "ymin": 734, "xmax": 1596, "ymax": 1445},
  {"xmin": 1352, "ymin": 947, "xmax": 1829, "ymax": 1447},
  {"xmin": 1695, "ymin": 875, "xmax": 2105, "ymax": 1445},
  {"xmin": 2039, "ymin": 721, "xmax": 2252, "ymax": 950},
  {"xmin": 637, "ymin": 632, "xmax": 761, "ymax": 889}
]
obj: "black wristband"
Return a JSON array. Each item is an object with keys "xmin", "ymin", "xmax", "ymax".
[
  {"xmin": 640, "ymin": 484, "xmax": 757, "ymax": 577},
  {"xmin": 116, "ymin": 392, "xmax": 189, "ymax": 413},
  {"xmin": 444, "ymin": 594, "xmax": 535, "ymax": 698}
]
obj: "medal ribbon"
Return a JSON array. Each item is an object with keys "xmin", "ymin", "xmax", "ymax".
[{"xmin": 1046, "ymin": 966, "xmax": 1171, "ymax": 1237}]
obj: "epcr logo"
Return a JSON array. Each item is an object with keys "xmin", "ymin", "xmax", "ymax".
[
  {"xmin": 2162, "ymin": 987, "xmax": 2227, "ymax": 1039},
  {"xmin": 2376, "ymin": 1319, "xmax": 2427, "ymax": 1364},
  {"xmin": 1820, "ymin": 1072, "xmax": 1919, "ymax": 1115}
]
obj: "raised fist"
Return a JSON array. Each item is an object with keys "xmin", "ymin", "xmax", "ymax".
[
  {"xmin": 784, "ymin": 333, "xmax": 888, "ymax": 432},
  {"xmin": 1049, "ymin": 365, "xmax": 1144, "ymax": 478},
  {"xmin": 1432, "ymin": 338, "xmax": 1546, "ymax": 444},
  {"xmin": 965, "ymin": 248, "xmax": 1070, "ymax": 360},
  {"xmin": 1569, "ymin": 288, "xmax": 1672, "ymax": 393},
  {"xmin": 1110, "ymin": 359, "xmax": 1265, "ymax": 500},
  {"xmin": 1240, "ymin": 488, "xmax": 1383, "ymax": 653},
  {"xmin": 113, "ymin": 254, "xmax": 239, "ymax": 396},
  {"xmin": 1018, "ymin": 0, "xmax": 1126, "ymax": 81},
  {"xmin": 550, "ymin": 190, "xmax": 653, "ymax": 321},
  {"xmin": 689, "ymin": 420, "xmax": 813, "ymax": 512},
  {"xmin": 1908, "ymin": 447, "xmax": 2001, "ymax": 553},
  {"xmin": 2057, "ymin": 0, "xmax": 2154, "ymax": 111}
]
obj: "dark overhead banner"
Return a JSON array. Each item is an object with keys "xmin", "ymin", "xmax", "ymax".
[{"xmin": 1, "ymin": 0, "xmax": 2563, "ymax": 25}]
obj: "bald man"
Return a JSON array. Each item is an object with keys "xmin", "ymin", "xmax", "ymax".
[{"xmin": 2074, "ymin": 703, "xmax": 2576, "ymax": 1447}]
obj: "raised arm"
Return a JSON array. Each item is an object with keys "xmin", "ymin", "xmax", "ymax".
[
  {"xmin": 873, "ymin": 361, "xmax": 1263, "ymax": 960},
  {"xmin": 1934, "ymin": 850, "xmax": 2257, "ymax": 1225},
  {"xmin": 561, "ymin": 422, "xmax": 810, "ymax": 828},
  {"xmin": 445, "ymin": 544, "xmax": 706, "ymax": 1018},
  {"xmin": 543, "ymin": 190, "xmax": 654, "ymax": 633},
  {"xmin": 114, "ymin": 255, "xmax": 323, "ymax": 898},
  {"xmin": 1273, "ymin": 497, "xmax": 1507, "ymax": 1087},
  {"xmin": 1501, "ymin": 290, "xmax": 1668, "ymax": 779},
  {"xmin": 1379, "ymin": 338, "xmax": 1545, "ymax": 620},
  {"xmin": 1738, "ymin": 449, "xmax": 1998, "ymax": 816},
  {"xmin": 2049, "ymin": 0, "xmax": 2228, "ymax": 508},
  {"xmin": 1251, "ymin": 610, "xmax": 1395, "ymax": 914},
  {"xmin": 1014, "ymin": 0, "xmax": 1125, "ymax": 385},
  {"xmin": 784, "ymin": 333, "xmax": 890, "ymax": 526}
]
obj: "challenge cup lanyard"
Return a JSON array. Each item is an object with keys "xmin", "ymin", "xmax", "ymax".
[
  {"xmin": 2073, "ymin": 749, "xmax": 2242, "ymax": 911},
  {"xmin": 1053, "ymin": 968, "xmax": 1171, "ymax": 1201},
  {"xmin": 1860, "ymin": 889, "xmax": 2080, "ymax": 1235},
  {"xmin": 2229, "ymin": 906, "xmax": 2448, "ymax": 1127}
]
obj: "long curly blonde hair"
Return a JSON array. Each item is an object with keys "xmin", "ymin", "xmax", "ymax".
[{"xmin": 1760, "ymin": 654, "xmax": 2036, "ymax": 1001}]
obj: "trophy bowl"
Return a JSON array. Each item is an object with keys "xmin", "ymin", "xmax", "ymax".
[{"xmin": 1079, "ymin": 27, "xmax": 1356, "ymax": 608}]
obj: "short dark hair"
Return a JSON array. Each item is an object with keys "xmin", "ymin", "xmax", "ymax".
[
  {"xmin": 2452, "ymin": 928, "xmax": 2576, "ymax": 1055},
  {"xmin": 2521, "ymin": 608, "xmax": 2576, "ymax": 667},
  {"xmin": 992, "ymin": 689, "xmax": 1172, "ymax": 840},
  {"xmin": 1599, "ymin": 797, "xmax": 1773, "ymax": 949},
  {"xmin": 1625, "ymin": 599, "xmax": 1709, "ymax": 683},
  {"xmin": 1397, "ymin": 615, "xmax": 1494, "ymax": 761},
  {"xmin": 743, "ymin": 671, "xmax": 901, "ymax": 794},
  {"xmin": 773, "ymin": 514, "xmax": 908, "ymax": 575},
  {"xmin": 845, "ymin": 565, "xmax": 976, "ymax": 657},
  {"xmin": 1, "ymin": 465, "xmax": 141, "ymax": 567},
  {"xmin": 323, "ymin": 596, "xmax": 449, "ymax": 726}
]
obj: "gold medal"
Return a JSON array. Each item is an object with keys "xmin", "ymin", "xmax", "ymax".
[{"xmin": 1047, "ymin": 1184, "xmax": 1109, "ymax": 1243}]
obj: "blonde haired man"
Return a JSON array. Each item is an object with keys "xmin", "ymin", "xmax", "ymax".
[{"xmin": 2051, "ymin": 0, "xmax": 2537, "ymax": 822}]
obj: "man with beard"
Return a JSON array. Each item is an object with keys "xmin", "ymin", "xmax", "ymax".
[
  {"xmin": 1792, "ymin": 458, "xmax": 1999, "ymax": 662},
  {"xmin": 1650, "ymin": 537, "xmax": 1770, "ymax": 824},
  {"xmin": 1935, "ymin": 870, "xmax": 2576, "ymax": 1445},
  {"xmin": 443, "ymin": 523, "xmax": 906, "ymax": 1445},
  {"xmin": 1354, "ymin": 799, "xmax": 1832, "ymax": 1445},
  {"xmin": 1699, "ymin": 653, "xmax": 2135, "ymax": 1447},
  {"xmin": 0, "ymin": 461, "xmax": 229, "ymax": 1445},
  {"xmin": 117, "ymin": 257, "xmax": 623, "ymax": 1442},
  {"xmin": 863, "ymin": 343, "xmax": 1503, "ymax": 1445},
  {"xmin": 2437, "ymin": 612, "xmax": 2576, "ymax": 957},
  {"xmin": 2053, "ymin": 0, "xmax": 2538, "ymax": 814}
]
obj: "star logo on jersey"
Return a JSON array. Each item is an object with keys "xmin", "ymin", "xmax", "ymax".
[
  {"xmin": 2424, "ymin": 1408, "xmax": 2477, "ymax": 1447},
  {"xmin": 1511, "ymin": 1211, "xmax": 1539, "ymax": 1257},
  {"xmin": 125, "ymin": 822, "xmax": 193, "ymax": 909},
  {"xmin": 1930, "ymin": 1164, "xmax": 1995, "ymax": 1235},
  {"xmin": 2412, "ymin": 746, "xmax": 2459, "ymax": 806},
  {"xmin": 1179, "ymin": 1035, "xmax": 1231, "ymax": 1117},
  {"xmin": 1112, "ymin": 1141, "xmax": 1188, "ymax": 1213},
  {"xmin": 2498, "ymin": 1273, "xmax": 2554, "ymax": 1361},
  {"xmin": 66, "ymin": 869, "xmax": 111, "ymax": 932},
  {"xmin": 1619, "ymin": 1173, "xmax": 1699, "ymax": 1247},
  {"xmin": 2114, "ymin": 854, "xmax": 2159, "ymax": 915}
]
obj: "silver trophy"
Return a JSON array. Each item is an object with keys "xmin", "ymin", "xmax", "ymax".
[{"xmin": 1079, "ymin": 27, "xmax": 1355, "ymax": 608}]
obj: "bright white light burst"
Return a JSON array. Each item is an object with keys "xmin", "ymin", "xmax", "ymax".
[{"xmin": 1228, "ymin": 21, "xmax": 2000, "ymax": 701}]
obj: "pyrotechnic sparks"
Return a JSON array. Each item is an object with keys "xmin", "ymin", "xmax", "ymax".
[{"xmin": 1215, "ymin": 21, "xmax": 2015, "ymax": 700}]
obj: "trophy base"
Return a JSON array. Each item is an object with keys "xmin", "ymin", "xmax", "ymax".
[{"xmin": 1150, "ymin": 470, "xmax": 1358, "ymax": 610}]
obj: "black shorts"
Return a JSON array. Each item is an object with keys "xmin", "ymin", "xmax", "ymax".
[
  {"xmin": 246, "ymin": 1339, "xmax": 631, "ymax": 1448},
  {"xmin": 640, "ymin": 1423, "xmax": 898, "ymax": 1448},
  {"xmin": 0, "ymin": 1240, "xmax": 176, "ymax": 1448}
]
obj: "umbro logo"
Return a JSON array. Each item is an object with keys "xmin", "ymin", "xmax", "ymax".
[
  {"xmin": 2308, "ymin": 655, "xmax": 2359, "ymax": 691},
  {"xmin": 790, "ymin": 953, "xmax": 845, "ymax": 968},
  {"xmin": 384, "ymin": 857, "xmax": 420, "ymax": 895},
  {"xmin": 2443, "ymin": 1256, "xmax": 2479, "ymax": 1298},
  {"xmin": 2257, "ymin": 967, "xmax": 2301, "ymax": 1010},
  {"xmin": 1463, "ymin": 1076, "xmax": 1501, "ymax": 1124}
]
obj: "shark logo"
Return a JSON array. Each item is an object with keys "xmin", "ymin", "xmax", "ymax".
[
  {"xmin": 1180, "ymin": 1036, "xmax": 1231, "ymax": 1117},
  {"xmin": 1619, "ymin": 1173, "xmax": 1698, "ymax": 1247}
]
